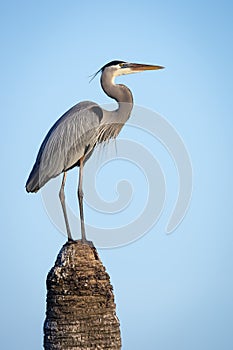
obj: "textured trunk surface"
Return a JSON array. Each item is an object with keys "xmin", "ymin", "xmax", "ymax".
[{"xmin": 44, "ymin": 240, "xmax": 121, "ymax": 349}]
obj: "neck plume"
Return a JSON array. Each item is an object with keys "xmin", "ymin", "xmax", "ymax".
[{"xmin": 97, "ymin": 71, "xmax": 134, "ymax": 144}]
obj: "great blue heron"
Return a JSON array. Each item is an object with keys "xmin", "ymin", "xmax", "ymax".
[{"xmin": 26, "ymin": 60, "xmax": 164, "ymax": 242}]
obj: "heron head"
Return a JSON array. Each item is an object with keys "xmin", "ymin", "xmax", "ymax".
[
  {"xmin": 89, "ymin": 60, "xmax": 164, "ymax": 82},
  {"xmin": 110, "ymin": 61, "xmax": 164, "ymax": 77}
]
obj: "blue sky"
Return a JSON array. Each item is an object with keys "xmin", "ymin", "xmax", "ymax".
[{"xmin": 1, "ymin": 1, "xmax": 233, "ymax": 349}]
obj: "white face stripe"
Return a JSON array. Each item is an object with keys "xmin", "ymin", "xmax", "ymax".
[{"xmin": 113, "ymin": 64, "xmax": 138, "ymax": 77}]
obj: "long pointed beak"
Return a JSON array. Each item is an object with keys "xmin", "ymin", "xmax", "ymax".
[{"xmin": 127, "ymin": 63, "xmax": 164, "ymax": 72}]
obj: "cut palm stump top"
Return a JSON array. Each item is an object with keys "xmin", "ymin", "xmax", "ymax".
[{"xmin": 44, "ymin": 240, "xmax": 121, "ymax": 349}]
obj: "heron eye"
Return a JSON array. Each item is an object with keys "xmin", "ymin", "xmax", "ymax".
[{"xmin": 119, "ymin": 63, "xmax": 127, "ymax": 68}]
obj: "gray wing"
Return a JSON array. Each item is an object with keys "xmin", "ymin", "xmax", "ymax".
[{"xmin": 26, "ymin": 101, "xmax": 103, "ymax": 192}]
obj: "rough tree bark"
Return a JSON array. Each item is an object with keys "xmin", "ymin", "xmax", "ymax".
[{"xmin": 44, "ymin": 240, "xmax": 121, "ymax": 349}]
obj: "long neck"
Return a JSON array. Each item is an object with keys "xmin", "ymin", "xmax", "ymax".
[{"xmin": 100, "ymin": 70, "xmax": 133, "ymax": 121}]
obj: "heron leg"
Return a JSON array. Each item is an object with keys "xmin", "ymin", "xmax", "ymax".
[
  {"xmin": 78, "ymin": 156, "xmax": 87, "ymax": 242},
  {"xmin": 59, "ymin": 172, "xmax": 73, "ymax": 241}
]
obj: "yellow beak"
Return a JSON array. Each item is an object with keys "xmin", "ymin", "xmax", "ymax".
[{"xmin": 126, "ymin": 63, "xmax": 164, "ymax": 72}]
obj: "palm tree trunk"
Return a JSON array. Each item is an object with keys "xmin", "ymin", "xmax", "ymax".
[{"xmin": 44, "ymin": 240, "xmax": 121, "ymax": 349}]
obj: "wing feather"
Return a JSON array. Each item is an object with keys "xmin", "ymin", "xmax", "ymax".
[{"xmin": 26, "ymin": 101, "xmax": 102, "ymax": 192}]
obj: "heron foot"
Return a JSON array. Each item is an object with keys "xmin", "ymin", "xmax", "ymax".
[
  {"xmin": 66, "ymin": 238, "xmax": 94, "ymax": 247},
  {"xmin": 79, "ymin": 238, "xmax": 94, "ymax": 247}
]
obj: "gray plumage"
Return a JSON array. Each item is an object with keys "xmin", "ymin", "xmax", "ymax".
[
  {"xmin": 26, "ymin": 102, "xmax": 103, "ymax": 192},
  {"xmin": 26, "ymin": 60, "xmax": 164, "ymax": 241}
]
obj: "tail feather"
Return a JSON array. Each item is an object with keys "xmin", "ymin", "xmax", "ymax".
[{"xmin": 25, "ymin": 164, "xmax": 41, "ymax": 193}]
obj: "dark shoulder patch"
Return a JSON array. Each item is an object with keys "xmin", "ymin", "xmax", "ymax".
[{"xmin": 91, "ymin": 106, "xmax": 103, "ymax": 122}]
